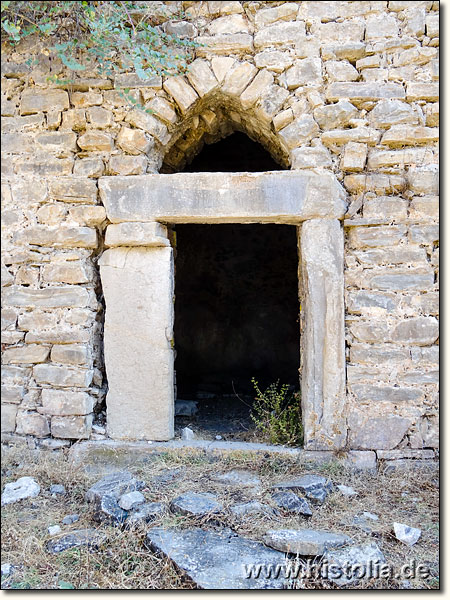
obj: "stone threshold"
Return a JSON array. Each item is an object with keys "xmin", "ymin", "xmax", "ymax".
[{"xmin": 69, "ymin": 440, "xmax": 380, "ymax": 474}]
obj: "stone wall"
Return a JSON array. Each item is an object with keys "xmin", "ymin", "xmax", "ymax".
[{"xmin": 1, "ymin": 1, "xmax": 439, "ymax": 459}]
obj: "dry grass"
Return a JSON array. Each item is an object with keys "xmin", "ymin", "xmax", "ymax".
[{"xmin": 1, "ymin": 443, "xmax": 439, "ymax": 590}]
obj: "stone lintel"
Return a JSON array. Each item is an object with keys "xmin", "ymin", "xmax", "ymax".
[
  {"xmin": 300, "ymin": 218, "xmax": 346, "ymax": 450},
  {"xmin": 99, "ymin": 247, "xmax": 174, "ymax": 441},
  {"xmin": 105, "ymin": 222, "xmax": 170, "ymax": 247},
  {"xmin": 98, "ymin": 171, "xmax": 347, "ymax": 225}
]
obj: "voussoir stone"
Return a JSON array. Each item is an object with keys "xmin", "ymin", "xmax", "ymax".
[
  {"xmin": 263, "ymin": 529, "xmax": 351, "ymax": 555},
  {"xmin": 170, "ymin": 492, "xmax": 222, "ymax": 516}
]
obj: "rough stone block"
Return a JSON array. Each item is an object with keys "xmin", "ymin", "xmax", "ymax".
[
  {"xmin": 49, "ymin": 178, "xmax": 97, "ymax": 204},
  {"xmin": 326, "ymin": 82, "xmax": 405, "ymax": 104},
  {"xmin": 392, "ymin": 317, "xmax": 439, "ymax": 345},
  {"xmin": 98, "ymin": 172, "xmax": 347, "ymax": 224},
  {"xmin": 2, "ymin": 344, "xmax": 50, "ymax": 364},
  {"xmin": 406, "ymin": 82, "xmax": 439, "ymax": 101},
  {"xmin": 25, "ymin": 329, "xmax": 90, "ymax": 345},
  {"xmin": 367, "ymin": 148, "xmax": 433, "ymax": 169},
  {"xmin": 366, "ymin": 14, "xmax": 398, "ymax": 39},
  {"xmin": 255, "ymin": 2, "xmax": 298, "ymax": 27},
  {"xmin": 77, "ymin": 131, "xmax": 114, "ymax": 152},
  {"xmin": 254, "ymin": 51, "xmax": 293, "ymax": 73},
  {"xmin": 409, "ymin": 196, "xmax": 439, "ymax": 220},
  {"xmin": 341, "ymin": 142, "xmax": 367, "ymax": 172},
  {"xmin": 279, "ymin": 115, "xmax": 319, "ymax": 149},
  {"xmin": 51, "ymin": 415, "xmax": 93, "ymax": 439},
  {"xmin": 350, "ymin": 344, "xmax": 410, "ymax": 365},
  {"xmin": 208, "ymin": 14, "xmax": 249, "ymax": 35},
  {"xmin": 254, "ymin": 85, "xmax": 289, "ymax": 123},
  {"xmin": 240, "ymin": 69, "xmax": 274, "ymax": 109},
  {"xmin": 222, "ymin": 61, "xmax": 257, "ymax": 96},
  {"xmin": 350, "ymin": 321, "xmax": 390, "ymax": 343},
  {"xmin": 313, "ymin": 100, "xmax": 359, "ymax": 130},
  {"xmin": 321, "ymin": 42, "xmax": 366, "ymax": 61},
  {"xmin": 254, "ymin": 21, "xmax": 306, "ymax": 49},
  {"xmin": 322, "ymin": 128, "xmax": 380, "ymax": 146},
  {"xmin": 290, "ymin": 145, "xmax": 332, "ymax": 169},
  {"xmin": 313, "ymin": 19, "xmax": 365, "ymax": 42},
  {"xmin": 285, "ymin": 59, "xmax": 322, "ymax": 88},
  {"xmin": 381, "ymin": 125, "xmax": 438, "ymax": 147},
  {"xmin": 1, "ymin": 403, "xmax": 18, "ymax": 432},
  {"xmin": 105, "ymin": 222, "xmax": 169, "ymax": 248},
  {"xmin": 35, "ymin": 132, "xmax": 77, "ymax": 154},
  {"xmin": 367, "ymin": 269, "xmax": 434, "ymax": 291},
  {"xmin": 163, "ymin": 76, "xmax": 198, "ymax": 113},
  {"xmin": 86, "ymin": 106, "xmax": 113, "ymax": 128},
  {"xmin": 344, "ymin": 174, "xmax": 405, "ymax": 195},
  {"xmin": 409, "ymin": 224, "xmax": 439, "ymax": 244},
  {"xmin": 186, "ymin": 59, "xmax": 219, "ymax": 97},
  {"xmin": 116, "ymin": 127, "xmax": 152, "ymax": 155},
  {"xmin": 350, "ymin": 383, "xmax": 423, "ymax": 403},
  {"xmin": 16, "ymin": 411, "xmax": 50, "ymax": 437},
  {"xmin": 40, "ymin": 389, "xmax": 94, "ymax": 416},
  {"xmin": 348, "ymin": 225, "xmax": 406, "ymax": 248},
  {"xmin": 125, "ymin": 109, "xmax": 170, "ymax": 145},
  {"xmin": 61, "ymin": 108, "xmax": 87, "ymax": 132},
  {"xmin": 20, "ymin": 89, "xmax": 69, "ymax": 115},
  {"xmin": 195, "ymin": 34, "xmax": 253, "ymax": 56},
  {"xmin": 325, "ymin": 60, "xmax": 359, "ymax": 82},
  {"xmin": 33, "ymin": 364, "xmax": 93, "ymax": 387},
  {"xmin": 348, "ymin": 412, "xmax": 412, "ymax": 450},
  {"xmin": 68, "ymin": 206, "xmax": 107, "ymax": 227},
  {"xmin": 407, "ymin": 166, "xmax": 439, "ymax": 195},
  {"xmin": 71, "ymin": 91, "xmax": 103, "ymax": 108},
  {"xmin": 363, "ymin": 197, "xmax": 408, "ymax": 220},
  {"xmin": 109, "ymin": 155, "xmax": 147, "ymax": 176},
  {"xmin": 50, "ymin": 344, "xmax": 89, "ymax": 366},
  {"xmin": 2, "ymin": 133, "xmax": 35, "ymax": 154},
  {"xmin": 15, "ymin": 225, "xmax": 97, "ymax": 249},
  {"xmin": 426, "ymin": 13, "xmax": 439, "ymax": 38},
  {"xmin": 347, "ymin": 291, "xmax": 397, "ymax": 313},
  {"xmin": 36, "ymin": 204, "xmax": 67, "ymax": 226}
]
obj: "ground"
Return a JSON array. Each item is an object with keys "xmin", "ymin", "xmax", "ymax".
[{"xmin": 1, "ymin": 443, "xmax": 439, "ymax": 590}]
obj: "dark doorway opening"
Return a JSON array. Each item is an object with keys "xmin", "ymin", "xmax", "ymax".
[
  {"xmin": 179, "ymin": 131, "xmax": 283, "ymax": 173},
  {"xmin": 173, "ymin": 224, "xmax": 300, "ymax": 439}
]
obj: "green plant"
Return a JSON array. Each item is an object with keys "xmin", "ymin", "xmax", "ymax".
[
  {"xmin": 250, "ymin": 378, "xmax": 303, "ymax": 447},
  {"xmin": 1, "ymin": 1, "xmax": 198, "ymax": 109}
]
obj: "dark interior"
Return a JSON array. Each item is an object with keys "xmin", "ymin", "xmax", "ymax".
[
  {"xmin": 181, "ymin": 131, "xmax": 282, "ymax": 172},
  {"xmin": 174, "ymin": 224, "xmax": 300, "ymax": 398}
]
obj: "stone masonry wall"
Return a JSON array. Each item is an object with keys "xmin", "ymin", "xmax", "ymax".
[{"xmin": 1, "ymin": 1, "xmax": 439, "ymax": 458}]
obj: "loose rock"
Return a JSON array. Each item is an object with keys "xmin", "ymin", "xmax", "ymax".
[
  {"xmin": 230, "ymin": 501, "xmax": 278, "ymax": 519},
  {"xmin": 85, "ymin": 471, "xmax": 145, "ymax": 503},
  {"xmin": 394, "ymin": 522, "xmax": 421, "ymax": 546},
  {"xmin": 263, "ymin": 528, "xmax": 351, "ymax": 555},
  {"xmin": 181, "ymin": 427, "xmax": 196, "ymax": 441},
  {"xmin": 48, "ymin": 525, "xmax": 62, "ymax": 536},
  {"xmin": 2, "ymin": 477, "xmax": 40, "ymax": 505},
  {"xmin": 47, "ymin": 529, "xmax": 106, "ymax": 554},
  {"xmin": 271, "ymin": 490, "xmax": 312, "ymax": 517},
  {"xmin": 62, "ymin": 514, "xmax": 79, "ymax": 525},
  {"xmin": 94, "ymin": 495, "xmax": 128, "ymax": 525},
  {"xmin": 50, "ymin": 484, "xmax": 66, "ymax": 495},
  {"xmin": 126, "ymin": 502, "xmax": 166, "ymax": 526},
  {"xmin": 118, "ymin": 490, "xmax": 145, "ymax": 511},
  {"xmin": 213, "ymin": 470, "xmax": 261, "ymax": 488},
  {"xmin": 170, "ymin": 492, "xmax": 222, "ymax": 517},
  {"xmin": 324, "ymin": 543, "xmax": 386, "ymax": 586},
  {"xmin": 337, "ymin": 485, "xmax": 358, "ymax": 497}
]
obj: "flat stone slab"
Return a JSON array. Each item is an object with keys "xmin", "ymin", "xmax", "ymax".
[
  {"xmin": 271, "ymin": 490, "xmax": 312, "ymax": 517},
  {"xmin": 99, "ymin": 171, "xmax": 347, "ymax": 224},
  {"xmin": 263, "ymin": 528, "xmax": 351, "ymax": 555},
  {"xmin": 146, "ymin": 527, "xmax": 287, "ymax": 589},
  {"xmin": 323, "ymin": 542, "xmax": 386, "ymax": 587},
  {"xmin": 126, "ymin": 502, "xmax": 166, "ymax": 526},
  {"xmin": 170, "ymin": 492, "xmax": 222, "ymax": 517},
  {"xmin": 212, "ymin": 470, "xmax": 261, "ymax": 487},
  {"xmin": 272, "ymin": 474, "xmax": 333, "ymax": 501},
  {"xmin": 47, "ymin": 529, "xmax": 106, "ymax": 554},
  {"xmin": 1, "ymin": 477, "xmax": 40, "ymax": 505},
  {"xmin": 230, "ymin": 501, "xmax": 278, "ymax": 519}
]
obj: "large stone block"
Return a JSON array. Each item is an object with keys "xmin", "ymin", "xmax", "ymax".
[
  {"xmin": 3, "ymin": 286, "xmax": 91, "ymax": 308},
  {"xmin": 350, "ymin": 344, "xmax": 410, "ymax": 365},
  {"xmin": 105, "ymin": 222, "xmax": 170, "ymax": 247},
  {"xmin": 279, "ymin": 115, "xmax": 320, "ymax": 149},
  {"xmin": 186, "ymin": 59, "xmax": 219, "ymax": 97},
  {"xmin": 391, "ymin": 317, "xmax": 439, "ymax": 346},
  {"xmin": 2, "ymin": 344, "xmax": 50, "ymax": 364},
  {"xmin": 77, "ymin": 132, "xmax": 114, "ymax": 152},
  {"xmin": 285, "ymin": 59, "xmax": 322, "ymax": 89},
  {"xmin": 51, "ymin": 415, "xmax": 93, "ymax": 439},
  {"xmin": 347, "ymin": 291, "xmax": 397, "ymax": 313},
  {"xmin": 49, "ymin": 178, "xmax": 97, "ymax": 204},
  {"xmin": 368, "ymin": 99, "xmax": 418, "ymax": 128},
  {"xmin": 40, "ymin": 389, "xmax": 94, "ymax": 416},
  {"xmin": 407, "ymin": 166, "xmax": 439, "ymax": 195},
  {"xmin": 33, "ymin": 364, "xmax": 93, "ymax": 388},
  {"xmin": 222, "ymin": 61, "xmax": 257, "ymax": 96},
  {"xmin": 117, "ymin": 127, "xmax": 152, "ymax": 155},
  {"xmin": 240, "ymin": 69, "xmax": 274, "ymax": 109},
  {"xmin": 367, "ymin": 269, "xmax": 434, "ymax": 291},
  {"xmin": 99, "ymin": 247, "xmax": 175, "ymax": 440},
  {"xmin": 98, "ymin": 172, "xmax": 347, "ymax": 224},
  {"xmin": 348, "ymin": 412, "xmax": 412, "ymax": 450},
  {"xmin": 350, "ymin": 384, "xmax": 424, "ymax": 403},
  {"xmin": 300, "ymin": 219, "xmax": 346, "ymax": 450},
  {"xmin": 16, "ymin": 411, "xmax": 50, "ymax": 437},
  {"xmin": 14, "ymin": 226, "xmax": 97, "ymax": 249},
  {"xmin": 163, "ymin": 76, "xmax": 198, "ymax": 113},
  {"xmin": 20, "ymin": 89, "xmax": 69, "ymax": 115},
  {"xmin": 125, "ymin": 109, "xmax": 170, "ymax": 145}
]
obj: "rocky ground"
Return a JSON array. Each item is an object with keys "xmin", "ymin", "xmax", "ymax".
[{"xmin": 1, "ymin": 442, "xmax": 439, "ymax": 590}]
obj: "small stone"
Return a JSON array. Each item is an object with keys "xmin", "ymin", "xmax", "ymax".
[
  {"xmin": 393, "ymin": 522, "xmax": 421, "ymax": 546},
  {"xmin": 48, "ymin": 525, "xmax": 62, "ymax": 536},
  {"xmin": 271, "ymin": 491, "xmax": 312, "ymax": 517},
  {"xmin": 1, "ymin": 563, "xmax": 13, "ymax": 576},
  {"xmin": 363, "ymin": 511, "xmax": 379, "ymax": 521},
  {"xmin": 50, "ymin": 484, "xmax": 66, "ymax": 495},
  {"xmin": 47, "ymin": 529, "xmax": 106, "ymax": 554},
  {"xmin": 62, "ymin": 514, "xmax": 79, "ymax": 525},
  {"xmin": 263, "ymin": 528, "xmax": 351, "ymax": 556},
  {"xmin": 170, "ymin": 492, "xmax": 222, "ymax": 517},
  {"xmin": 324, "ymin": 543, "xmax": 386, "ymax": 586},
  {"xmin": 213, "ymin": 470, "xmax": 261, "ymax": 487},
  {"xmin": 118, "ymin": 490, "xmax": 145, "ymax": 511},
  {"xmin": 215, "ymin": 435, "xmax": 222, "ymax": 440},
  {"xmin": 230, "ymin": 501, "xmax": 278, "ymax": 519},
  {"xmin": 337, "ymin": 485, "xmax": 358, "ymax": 497},
  {"xmin": 181, "ymin": 426, "xmax": 196, "ymax": 441},
  {"xmin": 94, "ymin": 494, "xmax": 128, "ymax": 525},
  {"xmin": 1, "ymin": 476, "xmax": 40, "ymax": 505},
  {"xmin": 126, "ymin": 502, "xmax": 166, "ymax": 526}
]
